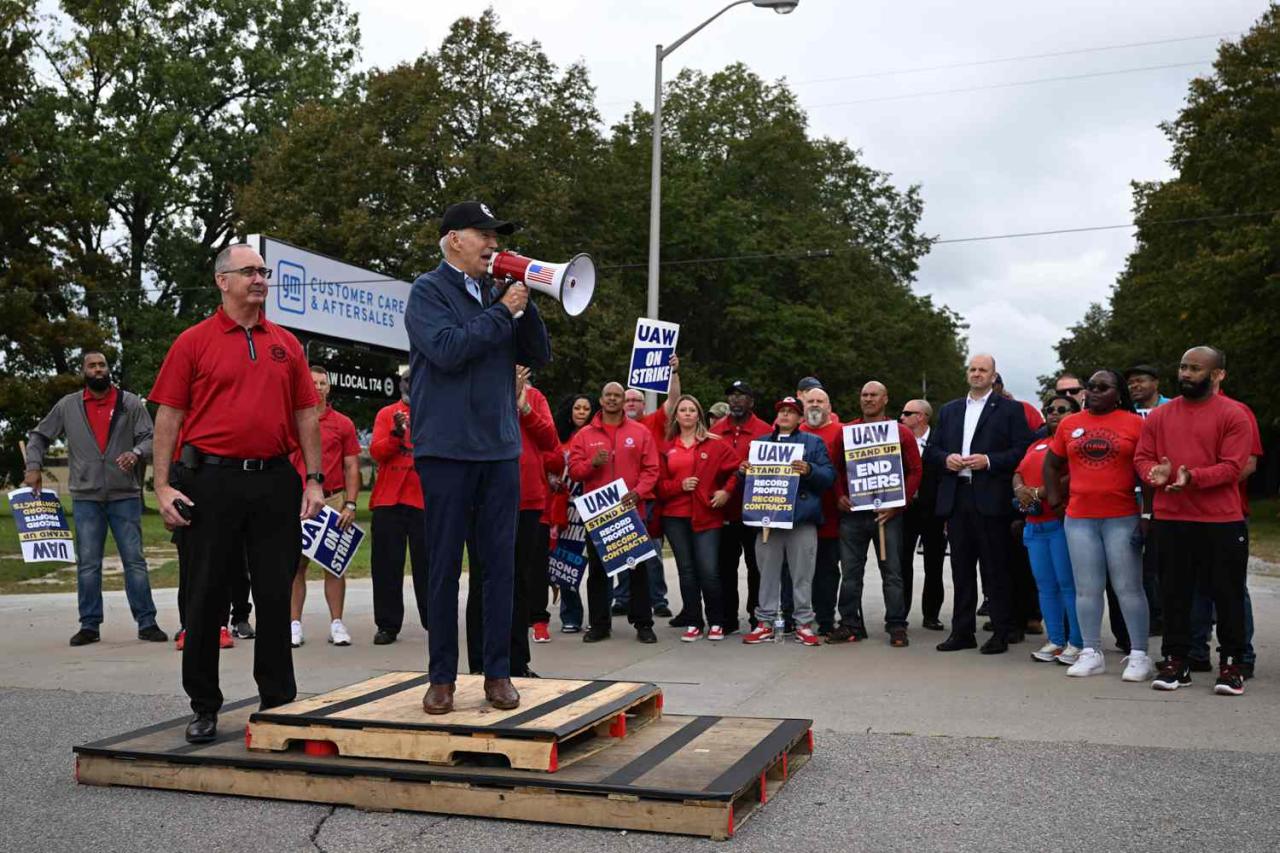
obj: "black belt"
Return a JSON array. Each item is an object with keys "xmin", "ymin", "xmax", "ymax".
[{"xmin": 195, "ymin": 451, "xmax": 290, "ymax": 472}]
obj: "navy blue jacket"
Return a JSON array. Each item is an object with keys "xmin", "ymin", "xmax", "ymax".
[
  {"xmin": 766, "ymin": 428, "xmax": 835, "ymax": 527},
  {"xmin": 406, "ymin": 262, "xmax": 551, "ymax": 461},
  {"xmin": 923, "ymin": 393, "xmax": 1034, "ymax": 518}
]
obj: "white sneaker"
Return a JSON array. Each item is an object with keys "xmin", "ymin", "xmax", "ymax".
[
  {"xmin": 1031, "ymin": 642, "xmax": 1064, "ymax": 663},
  {"xmin": 1056, "ymin": 644, "xmax": 1082, "ymax": 666},
  {"xmin": 329, "ymin": 619, "xmax": 351, "ymax": 646},
  {"xmin": 1066, "ymin": 647, "xmax": 1104, "ymax": 677},
  {"xmin": 290, "ymin": 620, "xmax": 304, "ymax": 648},
  {"xmin": 1121, "ymin": 651, "xmax": 1155, "ymax": 682}
]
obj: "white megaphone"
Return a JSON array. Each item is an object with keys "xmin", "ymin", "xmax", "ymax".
[{"xmin": 487, "ymin": 251, "xmax": 595, "ymax": 318}]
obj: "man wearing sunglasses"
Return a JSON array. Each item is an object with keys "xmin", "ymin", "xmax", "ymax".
[
  {"xmin": 899, "ymin": 400, "xmax": 947, "ymax": 631},
  {"xmin": 1054, "ymin": 373, "xmax": 1087, "ymax": 408}
]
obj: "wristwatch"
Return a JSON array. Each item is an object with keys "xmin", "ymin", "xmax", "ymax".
[
  {"xmin": 343, "ymin": 501, "xmax": 357, "ymax": 511},
  {"xmin": 306, "ymin": 472, "xmax": 325, "ymax": 485}
]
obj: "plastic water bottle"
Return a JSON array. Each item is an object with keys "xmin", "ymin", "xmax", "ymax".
[{"xmin": 773, "ymin": 614, "xmax": 785, "ymax": 644}]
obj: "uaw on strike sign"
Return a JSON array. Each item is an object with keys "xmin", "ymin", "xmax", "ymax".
[
  {"xmin": 300, "ymin": 506, "xmax": 365, "ymax": 579},
  {"xmin": 573, "ymin": 478, "xmax": 657, "ymax": 577},
  {"xmin": 7, "ymin": 488, "xmax": 75, "ymax": 563},
  {"xmin": 842, "ymin": 421, "xmax": 907, "ymax": 510}
]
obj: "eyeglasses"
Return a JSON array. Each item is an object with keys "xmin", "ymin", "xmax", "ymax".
[
  {"xmin": 1057, "ymin": 386, "xmax": 1084, "ymax": 395},
  {"xmin": 1044, "ymin": 405, "xmax": 1073, "ymax": 414},
  {"xmin": 1085, "ymin": 382, "xmax": 1114, "ymax": 392},
  {"xmin": 221, "ymin": 266, "xmax": 272, "ymax": 279},
  {"xmin": 899, "ymin": 410, "xmax": 925, "ymax": 419}
]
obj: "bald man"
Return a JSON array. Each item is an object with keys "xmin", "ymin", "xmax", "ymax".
[
  {"xmin": 899, "ymin": 398, "xmax": 947, "ymax": 630},
  {"xmin": 923, "ymin": 354, "xmax": 1034, "ymax": 655}
]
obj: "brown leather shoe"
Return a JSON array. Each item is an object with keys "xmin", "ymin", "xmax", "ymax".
[
  {"xmin": 484, "ymin": 677, "xmax": 520, "ymax": 711},
  {"xmin": 422, "ymin": 682, "xmax": 455, "ymax": 715}
]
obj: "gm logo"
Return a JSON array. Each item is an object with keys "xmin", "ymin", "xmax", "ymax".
[{"xmin": 277, "ymin": 260, "xmax": 306, "ymax": 314}]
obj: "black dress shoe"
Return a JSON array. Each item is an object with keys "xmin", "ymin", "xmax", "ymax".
[
  {"xmin": 185, "ymin": 712, "xmax": 217, "ymax": 744},
  {"xmin": 69, "ymin": 629, "xmax": 100, "ymax": 647},
  {"xmin": 373, "ymin": 630, "xmax": 397, "ymax": 645},
  {"xmin": 982, "ymin": 620, "xmax": 994, "ymax": 632},
  {"xmin": 977, "ymin": 599, "xmax": 989, "ymax": 616},
  {"xmin": 636, "ymin": 627, "xmax": 658, "ymax": 644},
  {"xmin": 583, "ymin": 627, "xmax": 611, "ymax": 643},
  {"xmin": 668, "ymin": 612, "xmax": 693, "ymax": 628},
  {"xmin": 936, "ymin": 634, "xmax": 977, "ymax": 652},
  {"xmin": 137, "ymin": 625, "xmax": 168, "ymax": 642},
  {"xmin": 922, "ymin": 618, "xmax": 945, "ymax": 631},
  {"xmin": 653, "ymin": 605, "xmax": 673, "ymax": 619},
  {"xmin": 1006, "ymin": 630, "xmax": 1026, "ymax": 645},
  {"xmin": 980, "ymin": 635, "xmax": 1009, "ymax": 655}
]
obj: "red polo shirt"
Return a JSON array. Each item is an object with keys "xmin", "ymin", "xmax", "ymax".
[
  {"xmin": 291, "ymin": 405, "xmax": 360, "ymax": 491},
  {"xmin": 369, "ymin": 401, "xmax": 422, "ymax": 509},
  {"xmin": 83, "ymin": 387, "xmax": 118, "ymax": 453},
  {"xmin": 150, "ymin": 306, "xmax": 318, "ymax": 458}
]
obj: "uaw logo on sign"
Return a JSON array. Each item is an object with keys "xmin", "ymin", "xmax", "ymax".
[{"xmin": 277, "ymin": 260, "xmax": 306, "ymax": 315}]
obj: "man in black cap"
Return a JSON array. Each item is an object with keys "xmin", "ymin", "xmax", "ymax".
[
  {"xmin": 406, "ymin": 201, "xmax": 551, "ymax": 714},
  {"xmin": 1125, "ymin": 363, "xmax": 1170, "ymax": 634},
  {"xmin": 1125, "ymin": 364, "xmax": 1170, "ymax": 417},
  {"xmin": 710, "ymin": 380, "xmax": 774, "ymax": 633}
]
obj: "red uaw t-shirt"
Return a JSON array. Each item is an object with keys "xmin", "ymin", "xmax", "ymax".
[
  {"xmin": 150, "ymin": 307, "xmax": 318, "ymax": 459},
  {"xmin": 1049, "ymin": 409, "xmax": 1143, "ymax": 519},
  {"xmin": 1015, "ymin": 440, "xmax": 1062, "ymax": 524}
]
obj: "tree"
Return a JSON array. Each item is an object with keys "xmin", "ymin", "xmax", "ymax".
[{"xmin": 1051, "ymin": 11, "xmax": 1280, "ymax": 442}]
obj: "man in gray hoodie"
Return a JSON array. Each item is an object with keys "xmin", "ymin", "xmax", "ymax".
[{"xmin": 24, "ymin": 351, "xmax": 167, "ymax": 646}]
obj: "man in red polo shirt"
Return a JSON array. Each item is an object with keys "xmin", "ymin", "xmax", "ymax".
[
  {"xmin": 289, "ymin": 364, "xmax": 361, "ymax": 648},
  {"xmin": 711, "ymin": 380, "xmax": 774, "ymax": 634},
  {"xmin": 369, "ymin": 370, "xmax": 429, "ymax": 645},
  {"xmin": 150, "ymin": 242, "xmax": 325, "ymax": 744},
  {"xmin": 801, "ymin": 387, "xmax": 843, "ymax": 635}
]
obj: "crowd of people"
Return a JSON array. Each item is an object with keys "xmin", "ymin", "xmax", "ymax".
[{"xmin": 19, "ymin": 203, "xmax": 1263, "ymax": 742}]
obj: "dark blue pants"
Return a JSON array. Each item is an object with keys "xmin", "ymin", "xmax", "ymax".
[{"xmin": 417, "ymin": 456, "xmax": 519, "ymax": 684}]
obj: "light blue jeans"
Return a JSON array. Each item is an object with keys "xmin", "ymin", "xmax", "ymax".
[
  {"xmin": 1064, "ymin": 515, "xmax": 1148, "ymax": 653},
  {"xmin": 72, "ymin": 497, "xmax": 159, "ymax": 631},
  {"xmin": 1023, "ymin": 519, "xmax": 1083, "ymax": 648}
]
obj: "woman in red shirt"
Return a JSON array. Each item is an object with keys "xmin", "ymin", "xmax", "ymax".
[
  {"xmin": 1013, "ymin": 394, "xmax": 1082, "ymax": 664},
  {"xmin": 548, "ymin": 394, "xmax": 596, "ymax": 632},
  {"xmin": 1045, "ymin": 369, "xmax": 1152, "ymax": 682},
  {"xmin": 658, "ymin": 395, "xmax": 740, "ymax": 642}
]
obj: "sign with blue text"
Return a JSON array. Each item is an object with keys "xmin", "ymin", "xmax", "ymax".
[
  {"xmin": 7, "ymin": 488, "xmax": 75, "ymax": 563},
  {"xmin": 842, "ymin": 421, "xmax": 907, "ymax": 511},
  {"xmin": 573, "ymin": 477, "xmax": 657, "ymax": 577},
  {"xmin": 627, "ymin": 318, "xmax": 680, "ymax": 394},
  {"xmin": 741, "ymin": 440, "xmax": 801, "ymax": 530},
  {"xmin": 548, "ymin": 477, "xmax": 588, "ymax": 589},
  {"xmin": 300, "ymin": 506, "xmax": 365, "ymax": 579}
]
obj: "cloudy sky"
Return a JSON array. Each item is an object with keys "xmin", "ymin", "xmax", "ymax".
[{"xmin": 349, "ymin": 0, "xmax": 1267, "ymax": 401}]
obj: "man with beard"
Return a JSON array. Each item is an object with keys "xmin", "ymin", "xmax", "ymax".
[
  {"xmin": 800, "ymin": 388, "xmax": 843, "ymax": 634},
  {"xmin": 26, "ymin": 351, "xmax": 167, "ymax": 646},
  {"xmin": 1138, "ymin": 347, "xmax": 1254, "ymax": 696}
]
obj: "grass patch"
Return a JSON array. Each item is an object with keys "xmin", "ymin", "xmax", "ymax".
[{"xmin": 1248, "ymin": 497, "xmax": 1280, "ymax": 564}]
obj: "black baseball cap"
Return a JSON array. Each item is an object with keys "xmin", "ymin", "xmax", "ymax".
[
  {"xmin": 438, "ymin": 201, "xmax": 518, "ymax": 237},
  {"xmin": 1124, "ymin": 364, "xmax": 1160, "ymax": 380},
  {"xmin": 725, "ymin": 380, "xmax": 755, "ymax": 398}
]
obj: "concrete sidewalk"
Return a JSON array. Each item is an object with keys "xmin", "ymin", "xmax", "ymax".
[{"xmin": 4, "ymin": 555, "xmax": 1278, "ymax": 850}]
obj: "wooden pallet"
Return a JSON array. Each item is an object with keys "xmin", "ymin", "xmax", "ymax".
[
  {"xmin": 75, "ymin": 699, "xmax": 813, "ymax": 840},
  {"xmin": 245, "ymin": 673, "xmax": 663, "ymax": 772}
]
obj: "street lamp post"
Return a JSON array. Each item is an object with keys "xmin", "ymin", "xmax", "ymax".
[{"xmin": 645, "ymin": 0, "xmax": 798, "ymax": 410}]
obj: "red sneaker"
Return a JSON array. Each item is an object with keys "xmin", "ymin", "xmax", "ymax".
[
  {"xmin": 707, "ymin": 626, "xmax": 725, "ymax": 641},
  {"xmin": 174, "ymin": 629, "xmax": 185, "ymax": 651},
  {"xmin": 794, "ymin": 625, "xmax": 820, "ymax": 647},
  {"xmin": 680, "ymin": 626, "xmax": 703, "ymax": 643},
  {"xmin": 532, "ymin": 622, "xmax": 551, "ymax": 643},
  {"xmin": 219, "ymin": 626, "xmax": 235, "ymax": 649},
  {"xmin": 742, "ymin": 623, "xmax": 775, "ymax": 644}
]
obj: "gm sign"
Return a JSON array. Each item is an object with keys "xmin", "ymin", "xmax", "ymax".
[{"xmin": 277, "ymin": 260, "xmax": 306, "ymax": 314}]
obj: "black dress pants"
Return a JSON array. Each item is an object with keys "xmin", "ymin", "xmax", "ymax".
[
  {"xmin": 586, "ymin": 539, "xmax": 654, "ymax": 632},
  {"xmin": 902, "ymin": 501, "xmax": 946, "ymax": 622},
  {"xmin": 370, "ymin": 504, "xmax": 429, "ymax": 635},
  {"xmin": 174, "ymin": 462, "xmax": 299, "ymax": 715},
  {"xmin": 467, "ymin": 509, "xmax": 543, "ymax": 676},
  {"xmin": 946, "ymin": 483, "xmax": 1013, "ymax": 640},
  {"xmin": 176, "ymin": 540, "xmax": 251, "ymax": 627},
  {"xmin": 811, "ymin": 537, "xmax": 841, "ymax": 632}
]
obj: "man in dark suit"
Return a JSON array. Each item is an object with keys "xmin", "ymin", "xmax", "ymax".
[
  {"xmin": 899, "ymin": 399, "xmax": 947, "ymax": 631},
  {"xmin": 923, "ymin": 354, "xmax": 1034, "ymax": 654},
  {"xmin": 406, "ymin": 201, "xmax": 552, "ymax": 714}
]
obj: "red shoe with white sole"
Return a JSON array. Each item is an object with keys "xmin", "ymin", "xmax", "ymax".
[
  {"xmin": 742, "ymin": 623, "xmax": 774, "ymax": 644},
  {"xmin": 794, "ymin": 625, "xmax": 820, "ymax": 647},
  {"xmin": 707, "ymin": 625, "xmax": 725, "ymax": 641},
  {"xmin": 219, "ymin": 626, "xmax": 235, "ymax": 649},
  {"xmin": 532, "ymin": 622, "xmax": 551, "ymax": 643},
  {"xmin": 680, "ymin": 626, "xmax": 703, "ymax": 643}
]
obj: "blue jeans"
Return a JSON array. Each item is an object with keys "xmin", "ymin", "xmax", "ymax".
[
  {"xmin": 1023, "ymin": 519, "xmax": 1082, "ymax": 648},
  {"xmin": 1064, "ymin": 515, "xmax": 1148, "ymax": 652},
  {"xmin": 559, "ymin": 584, "xmax": 584, "ymax": 628},
  {"xmin": 72, "ymin": 497, "xmax": 158, "ymax": 631},
  {"xmin": 1189, "ymin": 585, "xmax": 1255, "ymax": 665},
  {"xmin": 663, "ymin": 517, "xmax": 723, "ymax": 628}
]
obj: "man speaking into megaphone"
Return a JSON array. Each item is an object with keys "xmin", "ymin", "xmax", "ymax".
[{"xmin": 405, "ymin": 201, "xmax": 552, "ymax": 715}]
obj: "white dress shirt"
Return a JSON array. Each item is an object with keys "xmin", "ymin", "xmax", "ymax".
[
  {"xmin": 915, "ymin": 426, "xmax": 930, "ymax": 454},
  {"xmin": 446, "ymin": 261, "xmax": 483, "ymax": 305},
  {"xmin": 960, "ymin": 390, "xmax": 991, "ymax": 479}
]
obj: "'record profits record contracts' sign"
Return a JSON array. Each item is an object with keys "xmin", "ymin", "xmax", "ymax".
[
  {"xmin": 7, "ymin": 488, "xmax": 74, "ymax": 562},
  {"xmin": 573, "ymin": 478, "xmax": 657, "ymax": 577},
  {"xmin": 842, "ymin": 421, "xmax": 907, "ymax": 511},
  {"xmin": 300, "ymin": 505, "xmax": 366, "ymax": 579},
  {"xmin": 741, "ymin": 440, "xmax": 801, "ymax": 530},
  {"xmin": 251, "ymin": 234, "xmax": 412, "ymax": 353},
  {"xmin": 627, "ymin": 318, "xmax": 679, "ymax": 394}
]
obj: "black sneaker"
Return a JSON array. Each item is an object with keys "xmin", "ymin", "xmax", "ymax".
[
  {"xmin": 583, "ymin": 627, "xmax": 611, "ymax": 643},
  {"xmin": 137, "ymin": 625, "xmax": 168, "ymax": 642},
  {"xmin": 1240, "ymin": 662, "xmax": 1255, "ymax": 681},
  {"xmin": 667, "ymin": 612, "xmax": 693, "ymax": 628},
  {"xmin": 1188, "ymin": 657, "xmax": 1213, "ymax": 673},
  {"xmin": 1152, "ymin": 658, "xmax": 1191, "ymax": 691},
  {"xmin": 373, "ymin": 630, "xmax": 397, "ymax": 645},
  {"xmin": 231, "ymin": 620, "xmax": 255, "ymax": 640},
  {"xmin": 1214, "ymin": 664, "xmax": 1245, "ymax": 696},
  {"xmin": 852, "ymin": 626, "xmax": 869, "ymax": 641},
  {"xmin": 69, "ymin": 629, "xmax": 100, "ymax": 647},
  {"xmin": 653, "ymin": 605, "xmax": 673, "ymax": 619},
  {"xmin": 825, "ymin": 624, "xmax": 858, "ymax": 644},
  {"xmin": 636, "ymin": 627, "xmax": 658, "ymax": 644}
]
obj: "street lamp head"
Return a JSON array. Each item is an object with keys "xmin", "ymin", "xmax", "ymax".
[{"xmin": 752, "ymin": 0, "xmax": 799, "ymax": 13}]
